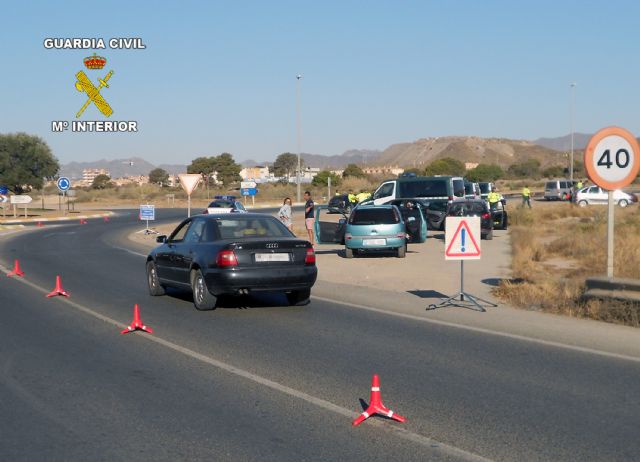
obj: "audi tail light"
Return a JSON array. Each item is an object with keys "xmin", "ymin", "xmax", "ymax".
[
  {"xmin": 305, "ymin": 248, "xmax": 316, "ymax": 265},
  {"xmin": 216, "ymin": 250, "xmax": 238, "ymax": 267},
  {"xmin": 481, "ymin": 213, "xmax": 490, "ymax": 219}
]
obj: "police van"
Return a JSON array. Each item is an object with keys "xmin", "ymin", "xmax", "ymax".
[{"xmin": 370, "ymin": 176, "xmax": 466, "ymax": 205}]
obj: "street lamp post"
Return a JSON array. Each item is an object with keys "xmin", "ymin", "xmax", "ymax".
[
  {"xmin": 569, "ymin": 82, "xmax": 576, "ymax": 183},
  {"xmin": 296, "ymin": 74, "xmax": 302, "ymax": 203}
]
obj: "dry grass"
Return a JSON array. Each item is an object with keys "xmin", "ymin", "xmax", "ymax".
[{"xmin": 496, "ymin": 201, "xmax": 640, "ymax": 326}]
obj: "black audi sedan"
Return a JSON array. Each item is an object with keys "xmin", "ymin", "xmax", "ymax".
[{"xmin": 146, "ymin": 213, "xmax": 317, "ymax": 310}]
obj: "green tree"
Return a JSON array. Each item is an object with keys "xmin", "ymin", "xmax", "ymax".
[
  {"xmin": 507, "ymin": 159, "xmax": 541, "ymax": 179},
  {"xmin": 465, "ymin": 164, "xmax": 505, "ymax": 182},
  {"xmin": 91, "ymin": 174, "xmax": 112, "ymax": 189},
  {"xmin": 148, "ymin": 168, "xmax": 169, "ymax": 186},
  {"xmin": 187, "ymin": 153, "xmax": 242, "ymax": 186},
  {"xmin": 424, "ymin": 157, "xmax": 465, "ymax": 176},
  {"xmin": 0, "ymin": 132, "xmax": 59, "ymax": 194},
  {"xmin": 312, "ymin": 170, "xmax": 341, "ymax": 187},
  {"xmin": 273, "ymin": 152, "xmax": 299, "ymax": 179},
  {"xmin": 342, "ymin": 163, "xmax": 366, "ymax": 178},
  {"xmin": 187, "ymin": 156, "xmax": 217, "ymax": 188},
  {"xmin": 213, "ymin": 152, "xmax": 242, "ymax": 185},
  {"xmin": 400, "ymin": 167, "xmax": 423, "ymax": 177},
  {"xmin": 542, "ymin": 165, "xmax": 565, "ymax": 178}
]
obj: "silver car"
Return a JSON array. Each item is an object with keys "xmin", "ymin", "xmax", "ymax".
[{"xmin": 575, "ymin": 186, "xmax": 637, "ymax": 207}]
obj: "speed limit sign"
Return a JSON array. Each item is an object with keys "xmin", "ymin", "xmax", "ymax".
[{"xmin": 584, "ymin": 127, "xmax": 640, "ymax": 190}]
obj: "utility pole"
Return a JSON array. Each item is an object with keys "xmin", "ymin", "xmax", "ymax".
[
  {"xmin": 296, "ymin": 74, "xmax": 302, "ymax": 203},
  {"xmin": 569, "ymin": 82, "xmax": 576, "ymax": 182}
]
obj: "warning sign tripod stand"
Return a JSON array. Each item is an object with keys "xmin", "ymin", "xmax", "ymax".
[
  {"xmin": 428, "ymin": 216, "xmax": 497, "ymax": 312},
  {"xmin": 427, "ymin": 260, "xmax": 497, "ymax": 312}
]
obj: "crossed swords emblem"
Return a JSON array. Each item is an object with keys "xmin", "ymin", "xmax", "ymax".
[{"xmin": 75, "ymin": 70, "xmax": 114, "ymax": 118}]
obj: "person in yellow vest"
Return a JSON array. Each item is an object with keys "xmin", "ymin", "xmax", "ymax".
[
  {"xmin": 348, "ymin": 190, "xmax": 357, "ymax": 204},
  {"xmin": 356, "ymin": 191, "xmax": 371, "ymax": 203},
  {"xmin": 576, "ymin": 180, "xmax": 583, "ymax": 189},
  {"xmin": 487, "ymin": 189, "xmax": 501, "ymax": 210},
  {"xmin": 522, "ymin": 185, "xmax": 531, "ymax": 209}
]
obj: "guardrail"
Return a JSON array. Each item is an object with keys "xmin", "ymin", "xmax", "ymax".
[{"xmin": 583, "ymin": 277, "xmax": 640, "ymax": 303}]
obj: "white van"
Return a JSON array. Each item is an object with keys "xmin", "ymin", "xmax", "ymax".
[{"xmin": 371, "ymin": 176, "xmax": 466, "ymax": 205}]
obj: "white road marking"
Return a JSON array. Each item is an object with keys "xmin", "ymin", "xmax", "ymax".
[{"xmin": 0, "ymin": 262, "xmax": 492, "ymax": 462}]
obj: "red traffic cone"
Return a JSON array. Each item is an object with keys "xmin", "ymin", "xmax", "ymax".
[
  {"xmin": 79, "ymin": 218, "xmax": 87, "ymax": 225},
  {"xmin": 7, "ymin": 259, "xmax": 25, "ymax": 277},
  {"xmin": 103, "ymin": 216, "xmax": 110, "ymax": 223},
  {"xmin": 46, "ymin": 275, "xmax": 69, "ymax": 297},
  {"xmin": 352, "ymin": 374, "xmax": 406, "ymax": 426},
  {"xmin": 36, "ymin": 221, "xmax": 44, "ymax": 227},
  {"xmin": 121, "ymin": 304, "xmax": 153, "ymax": 334}
]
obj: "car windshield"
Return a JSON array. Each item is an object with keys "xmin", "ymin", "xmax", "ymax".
[
  {"xmin": 208, "ymin": 200, "xmax": 234, "ymax": 208},
  {"xmin": 350, "ymin": 208, "xmax": 399, "ymax": 225},
  {"xmin": 479, "ymin": 183, "xmax": 490, "ymax": 194},
  {"xmin": 449, "ymin": 202, "xmax": 486, "ymax": 216},
  {"xmin": 212, "ymin": 216, "xmax": 292, "ymax": 240},
  {"xmin": 398, "ymin": 180, "xmax": 448, "ymax": 198}
]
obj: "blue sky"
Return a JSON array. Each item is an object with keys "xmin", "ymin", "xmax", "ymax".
[{"xmin": 1, "ymin": 0, "xmax": 639, "ymax": 165}]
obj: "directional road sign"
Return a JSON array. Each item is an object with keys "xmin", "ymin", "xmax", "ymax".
[
  {"xmin": 241, "ymin": 181, "xmax": 257, "ymax": 189},
  {"xmin": 241, "ymin": 188, "xmax": 257, "ymax": 196},
  {"xmin": 584, "ymin": 127, "xmax": 640, "ymax": 190},
  {"xmin": 57, "ymin": 177, "xmax": 71, "ymax": 191},
  {"xmin": 444, "ymin": 217, "xmax": 481, "ymax": 260},
  {"xmin": 10, "ymin": 195, "xmax": 33, "ymax": 205},
  {"xmin": 139, "ymin": 204, "xmax": 155, "ymax": 221}
]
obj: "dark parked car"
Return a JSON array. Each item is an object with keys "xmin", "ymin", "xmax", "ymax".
[
  {"xmin": 327, "ymin": 194, "xmax": 356, "ymax": 214},
  {"xmin": 146, "ymin": 214, "xmax": 317, "ymax": 310},
  {"xmin": 446, "ymin": 199, "xmax": 494, "ymax": 240}
]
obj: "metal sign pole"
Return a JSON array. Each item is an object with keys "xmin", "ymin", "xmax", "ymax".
[
  {"xmin": 460, "ymin": 260, "xmax": 464, "ymax": 301},
  {"xmin": 607, "ymin": 190, "xmax": 614, "ymax": 278},
  {"xmin": 187, "ymin": 194, "xmax": 191, "ymax": 218}
]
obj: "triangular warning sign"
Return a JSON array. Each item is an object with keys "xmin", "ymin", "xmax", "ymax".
[
  {"xmin": 445, "ymin": 219, "xmax": 481, "ymax": 258},
  {"xmin": 178, "ymin": 174, "xmax": 202, "ymax": 195}
]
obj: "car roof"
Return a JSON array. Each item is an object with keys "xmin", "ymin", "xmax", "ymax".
[{"xmin": 195, "ymin": 212, "xmax": 271, "ymax": 219}]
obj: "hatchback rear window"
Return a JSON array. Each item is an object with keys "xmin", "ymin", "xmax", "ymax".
[
  {"xmin": 350, "ymin": 208, "xmax": 399, "ymax": 225},
  {"xmin": 212, "ymin": 216, "xmax": 292, "ymax": 240},
  {"xmin": 449, "ymin": 203, "xmax": 487, "ymax": 215}
]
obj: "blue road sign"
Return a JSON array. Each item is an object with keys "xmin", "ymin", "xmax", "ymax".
[
  {"xmin": 241, "ymin": 188, "xmax": 258, "ymax": 196},
  {"xmin": 57, "ymin": 177, "xmax": 71, "ymax": 191},
  {"xmin": 0, "ymin": 186, "xmax": 8, "ymax": 195},
  {"xmin": 140, "ymin": 204, "xmax": 155, "ymax": 220}
]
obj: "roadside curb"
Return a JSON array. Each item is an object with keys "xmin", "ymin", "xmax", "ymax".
[
  {"xmin": 0, "ymin": 224, "xmax": 26, "ymax": 230},
  {"xmin": 0, "ymin": 211, "xmax": 115, "ymax": 225}
]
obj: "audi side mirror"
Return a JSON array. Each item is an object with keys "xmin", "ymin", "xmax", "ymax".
[
  {"xmin": 338, "ymin": 218, "xmax": 346, "ymax": 225},
  {"xmin": 156, "ymin": 235, "xmax": 167, "ymax": 243}
]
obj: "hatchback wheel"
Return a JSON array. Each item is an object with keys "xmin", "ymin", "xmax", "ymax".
[
  {"xmin": 397, "ymin": 244, "xmax": 406, "ymax": 258},
  {"xmin": 619, "ymin": 199, "xmax": 629, "ymax": 208},
  {"xmin": 578, "ymin": 200, "xmax": 588, "ymax": 207},
  {"xmin": 146, "ymin": 261, "xmax": 165, "ymax": 296},
  {"xmin": 345, "ymin": 247, "xmax": 354, "ymax": 259},
  {"xmin": 191, "ymin": 269, "xmax": 217, "ymax": 311}
]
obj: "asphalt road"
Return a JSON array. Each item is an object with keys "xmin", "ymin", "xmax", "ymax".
[{"xmin": 1, "ymin": 209, "xmax": 639, "ymax": 461}]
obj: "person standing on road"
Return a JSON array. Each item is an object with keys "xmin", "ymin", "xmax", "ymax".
[
  {"xmin": 304, "ymin": 191, "xmax": 315, "ymax": 245},
  {"xmin": 278, "ymin": 197, "xmax": 293, "ymax": 232},
  {"xmin": 487, "ymin": 189, "xmax": 501, "ymax": 210},
  {"xmin": 522, "ymin": 185, "xmax": 532, "ymax": 209}
]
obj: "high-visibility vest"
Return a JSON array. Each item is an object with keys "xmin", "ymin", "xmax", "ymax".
[
  {"xmin": 522, "ymin": 188, "xmax": 530, "ymax": 197},
  {"xmin": 488, "ymin": 192, "xmax": 500, "ymax": 203}
]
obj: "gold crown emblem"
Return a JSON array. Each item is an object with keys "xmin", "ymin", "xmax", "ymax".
[{"xmin": 83, "ymin": 53, "xmax": 107, "ymax": 70}]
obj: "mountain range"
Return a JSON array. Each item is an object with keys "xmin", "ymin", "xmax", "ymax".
[{"xmin": 60, "ymin": 134, "xmax": 590, "ymax": 178}]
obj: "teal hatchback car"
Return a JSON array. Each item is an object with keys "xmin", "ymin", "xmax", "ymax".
[
  {"xmin": 344, "ymin": 205, "xmax": 407, "ymax": 258},
  {"xmin": 314, "ymin": 202, "xmax": 427, "ymax": 258}
]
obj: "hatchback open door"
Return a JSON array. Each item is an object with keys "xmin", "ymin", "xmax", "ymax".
[{"xmin": 314, "ymin": 205, "xmax": 348, "ymax": 244}]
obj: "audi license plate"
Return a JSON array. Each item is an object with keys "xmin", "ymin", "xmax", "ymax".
[
  {"xmin": 363, "ymin": 238, "xmax": 386, "ymax": 246},
  {"xmin": 255, "ymin": 253, "xmax": 290, "ymax": 262}
]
